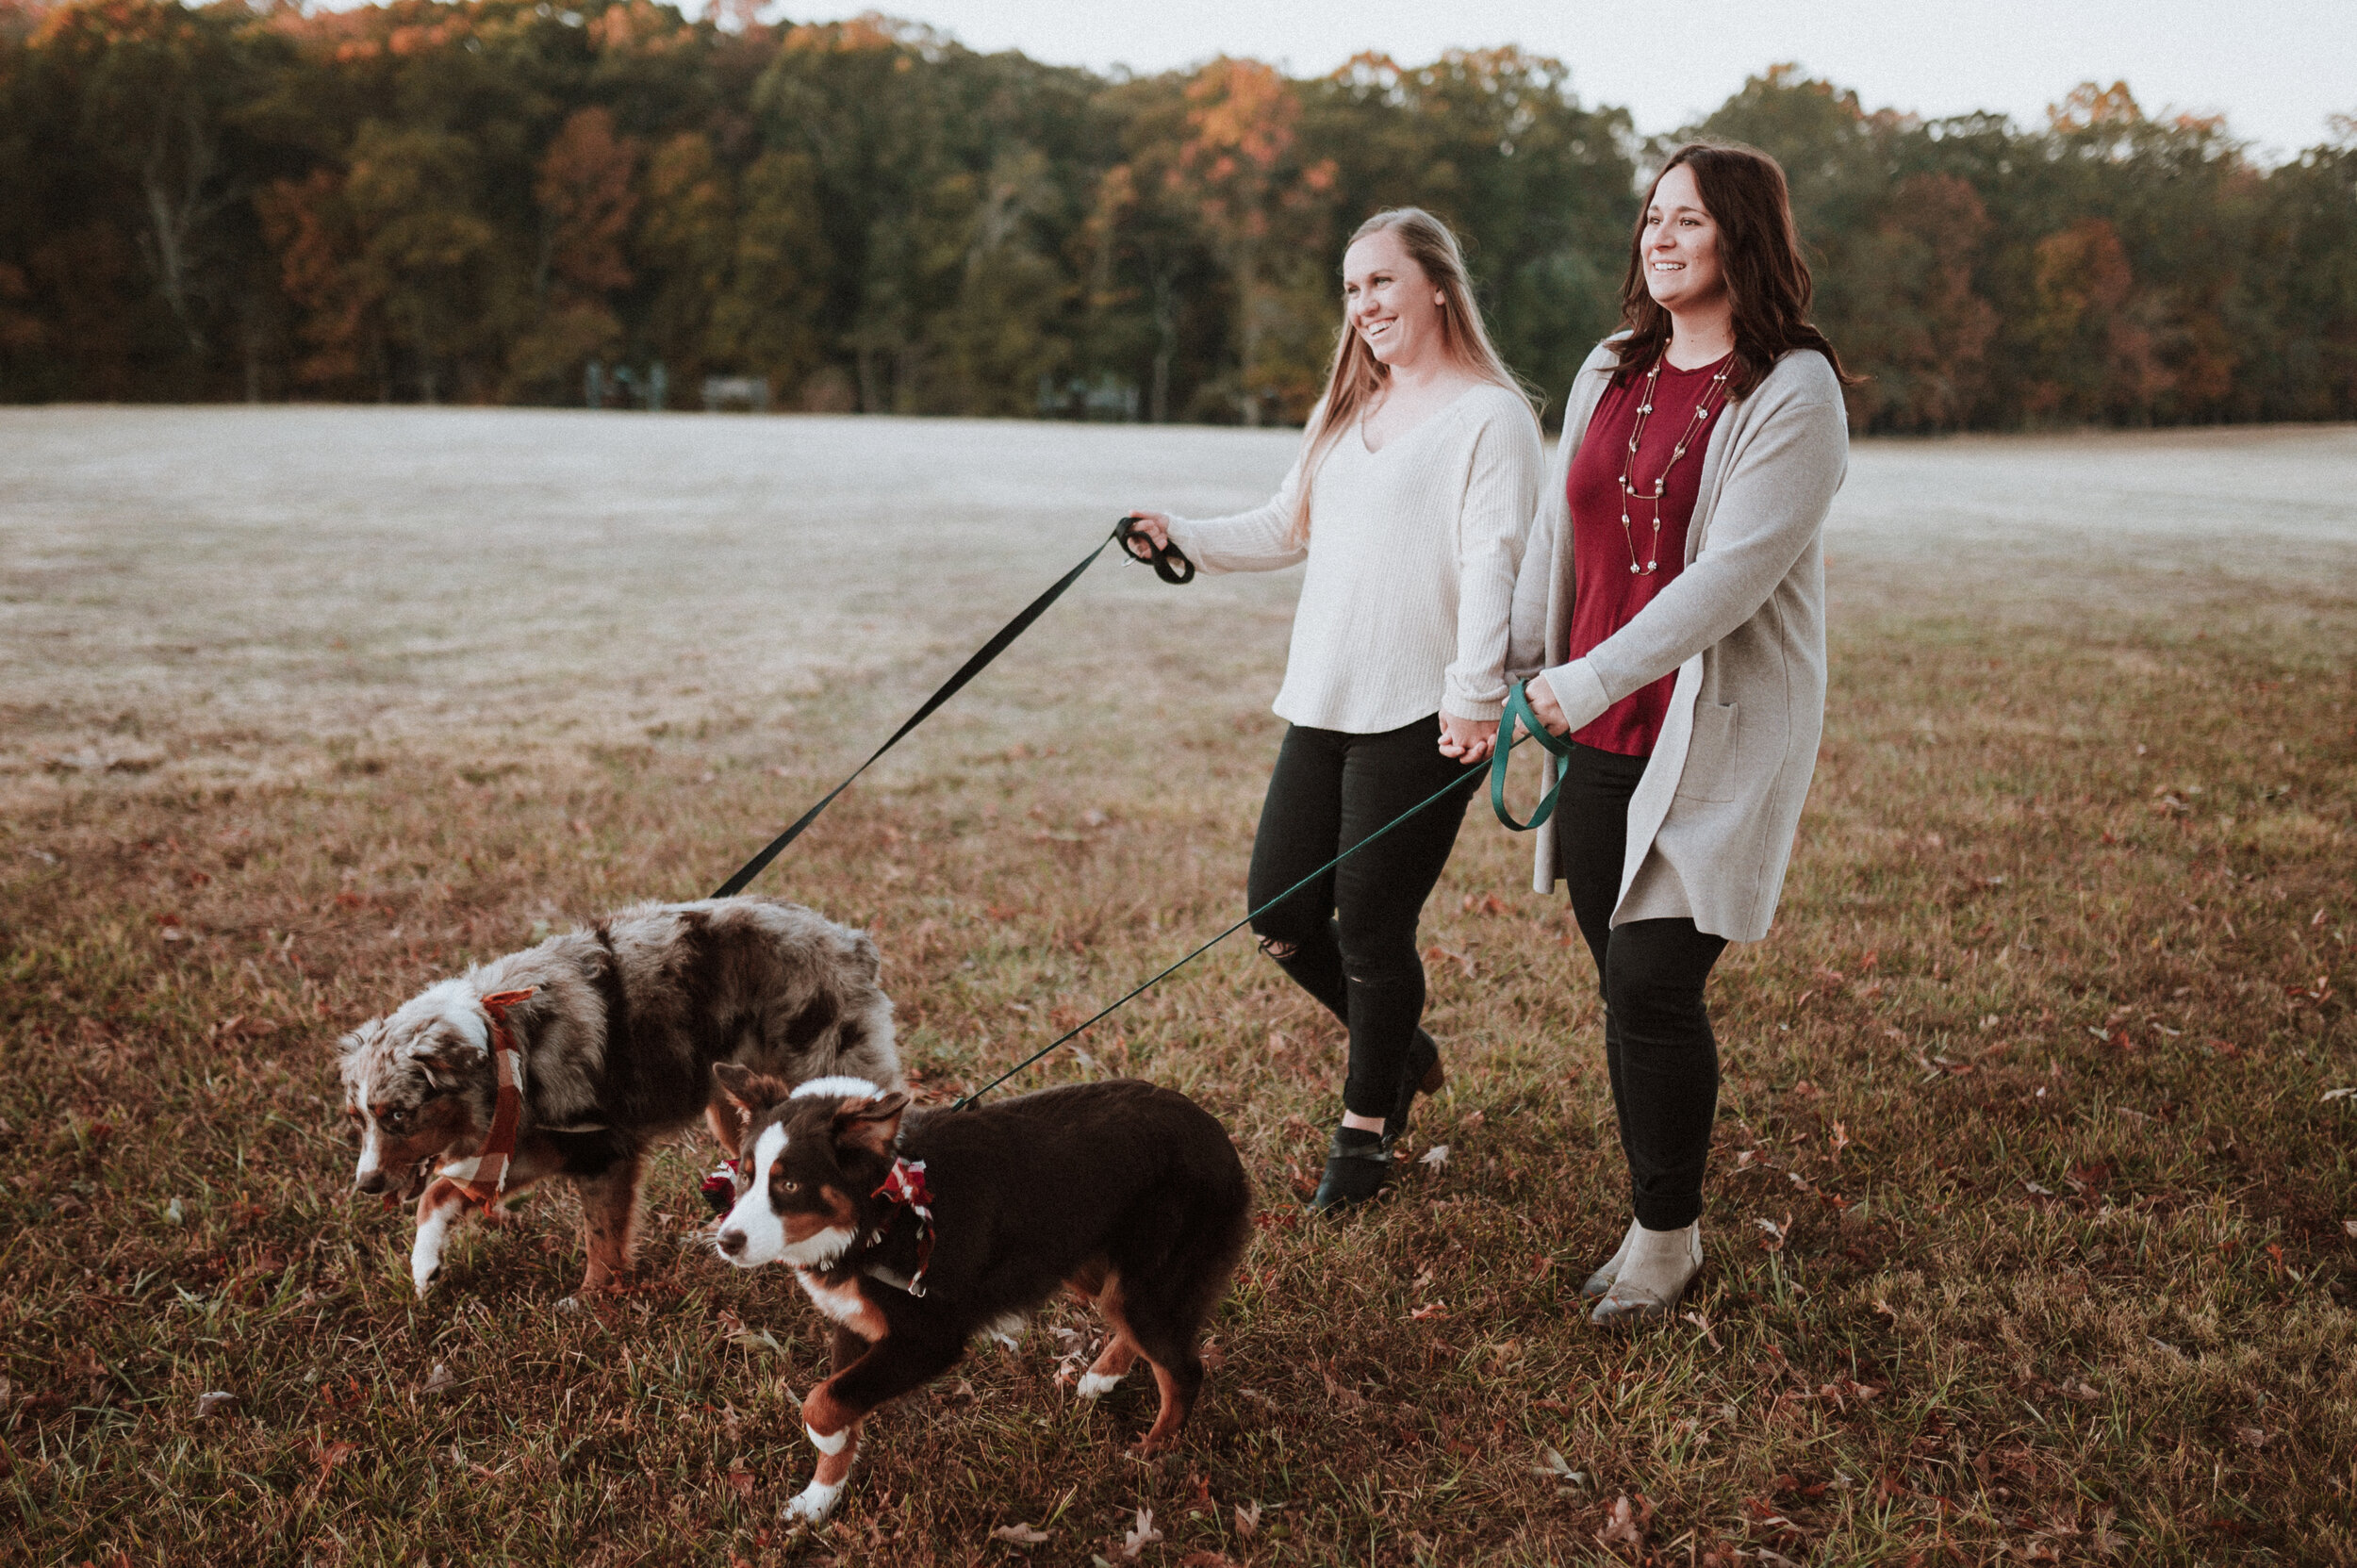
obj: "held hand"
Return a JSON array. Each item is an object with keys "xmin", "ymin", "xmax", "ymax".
[
  {"xmin": 1522, "ymin": 678, "xmax": 1571, "ymax": 736},
  {"xmin": 1438, "ymin": 713, "xmax": 1499, "ymax": 764},
  {"xmin": 1123, "ymin": 510, "xmax": 1173, "ymax": 561}
]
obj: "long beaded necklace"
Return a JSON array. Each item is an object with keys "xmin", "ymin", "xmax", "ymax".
[{"xmin": 1616, "ymin": 355, "xmax": 1732, "ymax": 575}]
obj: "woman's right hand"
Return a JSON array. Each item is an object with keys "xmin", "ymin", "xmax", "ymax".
[{"xmin": 1123, "ymin": 510, "xmax": 1173, "ymax": 560}]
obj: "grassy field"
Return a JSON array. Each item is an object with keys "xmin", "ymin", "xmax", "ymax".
[{"xmin": 3, "ymin": 411, "xmax": 2353, "ymax": 1565}]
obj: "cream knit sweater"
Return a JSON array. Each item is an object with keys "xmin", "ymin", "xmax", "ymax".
[{"xmin": 1167, "ymin": 382, "xmax": 1542, "ymax": 734}]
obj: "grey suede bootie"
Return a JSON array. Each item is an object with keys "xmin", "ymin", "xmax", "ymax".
[
  {"xmin": 1579, "ymin": 1217, "xmax": 1644, "ymax": 1300},
  {"xmin": 1588, "ymin": 1220, "xmax": 1703, "ymax": 1327}
]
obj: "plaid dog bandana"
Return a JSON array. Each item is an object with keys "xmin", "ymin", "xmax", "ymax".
[
  {"xmin": 436, "ymin": 987, "xmax": 536, "ymax": 1209},
  {"xmin": 870, "ymin": 1157, "xmax": 935, "ymax": 1296}
]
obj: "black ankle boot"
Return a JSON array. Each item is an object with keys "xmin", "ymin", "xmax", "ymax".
[
  {"xmin": 1383, "ymin": 1031, "xmax": 1444, "ymax": 1142},
  {"xmin": 1308, "ymin": 1127, "xmax": 1391, "ymax": 1213}
]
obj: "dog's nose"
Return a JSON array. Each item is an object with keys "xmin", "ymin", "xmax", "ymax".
[
  {"xmin": 354, "ymin": 1170, "xmax": 387, "ymax": 1196},
  {"xmin": 717, "ymin": 1228, "xmax": 747, "ymax": 1257}
]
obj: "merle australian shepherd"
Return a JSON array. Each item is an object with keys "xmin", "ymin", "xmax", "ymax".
[
  {"xmin": 710, "ymin": 1068, "xmax": 1251, "ymax": 1525},
  {"xmin": 338, "ymin": 897, "xmax": 899, "ymax": 1297}
]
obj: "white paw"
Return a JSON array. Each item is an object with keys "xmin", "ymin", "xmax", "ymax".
[
  {"xmin": 1076, "ymin": 1371, "xmax": 1123, "ymax": 1401},
  {"xmin": 410, "ymin": 1215, "xmax": 451, "ymax": 1297},
  {"xmin": 783, "ymin": 1478, "xmax": 843, "ymax": 1525}
]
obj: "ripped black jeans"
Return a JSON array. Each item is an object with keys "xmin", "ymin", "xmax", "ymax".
[{"xmin": 1246, "ymin": 715, "xmax": 1480, "ymax": 1120}]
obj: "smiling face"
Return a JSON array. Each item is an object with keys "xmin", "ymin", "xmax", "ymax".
[
  {"xmin": 711, "ymin": 1070, "xmax": 906, "ymax": 1271},
  {"xmin": 338, "ymin": 980, "xmax": 489, "ymax": 1201},
  {"xmin": 1342, "ymin": 226, "xmax": 1449, "ymax": 372},
  {"xmin": 1640, "ymin": 163, "xmax": 1727, "ymax": 315}
]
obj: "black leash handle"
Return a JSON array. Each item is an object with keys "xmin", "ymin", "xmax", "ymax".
[
  {"xmin": 711, "ymin": 521, "xmax": 1130, "ymax": 899},
  {"xmin": 1115, "ymin": 514, "xmax": 1195, "ymax": 585}
]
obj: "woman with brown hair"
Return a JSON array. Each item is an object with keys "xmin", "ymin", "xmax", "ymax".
[
  {"xmin": 1126, "ymin": 207, "xmax": 1542, "ymax": 1212},
  {"xmin": 1505, "ymin": 142, "xmax": 1853, "ymax": 1320}
]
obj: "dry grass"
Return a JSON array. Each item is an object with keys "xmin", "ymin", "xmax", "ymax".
[{"xmin": 2, "ymin": 413, "xmax": 2353, "ymax": 1565}]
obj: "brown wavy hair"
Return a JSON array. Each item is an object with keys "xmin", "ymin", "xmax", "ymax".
[
  {"xmin": 1289, "ymin": 206, "xmax": 1530, "ymax": 545},
  {"xmin": 1609, "ymin": 141, "xmax": 1857, "ymax": 398}
]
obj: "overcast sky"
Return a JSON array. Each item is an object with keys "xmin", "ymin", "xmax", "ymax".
[{"xmin": 764, "ymin": 0, "xmax": 2353, "ymax": 160}]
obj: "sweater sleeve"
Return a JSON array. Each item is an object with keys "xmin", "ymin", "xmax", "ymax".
[
  {"xmin": 1507, "ymin": 432, "xmax": 1573, "ymax": 683},
  {"xmin": 1164, "ymin": 405, "xmax": 1321, "ymax": 574},
  {"xmin": 1441, "ymin": 400, "xmax": 1543, "ymax": 721},
  {"xmin": 1539, "ymin": 378, "xmax": 1848, "ymax": 733}
]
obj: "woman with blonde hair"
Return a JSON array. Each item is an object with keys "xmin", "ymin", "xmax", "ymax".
[
  {"xmin": 1126, "ymin": 206, "xmax": 1542, "ymax": 1211},
  {"xmin": 1506, "ymin": 142, "xmax": 1853, "ymax": 1320}
]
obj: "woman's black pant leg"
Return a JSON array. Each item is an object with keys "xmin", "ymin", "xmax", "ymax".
[
  {"xmin": 1249, "ymin": 718, "xmax": 1476, "ymax": 1121},
  {"xmin": 1604, "ymin": 920, "xmax": 1725, "ymax": 1229},
  {"xmin": 1557, "ymin": 741, "xmax": 1726, "ymax": 1230}
]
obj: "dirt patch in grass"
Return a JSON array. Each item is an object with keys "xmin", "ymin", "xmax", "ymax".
[{"xmin": 2, "ymin": 414, "xmax": 2353, "ymax": 1563}]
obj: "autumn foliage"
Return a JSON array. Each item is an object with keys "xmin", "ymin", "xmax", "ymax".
[{"xmin": 1, "ymin": 1, "xmax": 2353, "ymax": 426}]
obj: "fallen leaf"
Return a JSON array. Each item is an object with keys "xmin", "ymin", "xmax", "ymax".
[
  {"xmin": 1595, "ymin": 1493, "xmax": 1650, "ymax": 1549},
  {"xmin": 725, "ymin": 1467, "xmax": 755, "ymax": 1501},
  {"xmin": 1681, "ymin": 1309, "xmax": 1723, "ymax": 1351},
  {"xmin": 1121, "ymin": 1506, "xmax": 1163, "ymax": 1559},
  {"xmin": 1233, "ymin": 1501, "xmax": 1261, "ymax": 1540},
  {"xmin": 1420, "ymin": 1144, "xmax": 1450, "ymax": 1169},
  {"xmin": 1830, "ymin": 1120, "xmax": 1851, "ymax": 1155},
  {"xmin": 990, "ymin": 1523, "xmax": 1051, "ymax": 1545},
  {"xmin": 2321, "ymin": 1087, "xmax": 2356, "ymax": 1102},
  {"xmin": 1531, "ymin": 1446, "xmax": 1584, "ymax": 1483},
  {"xmin": 421, "ymin": 1363, "xmax": 455, "ymax": 1395},
  {"xmin": 195, "ymin": 1390, "xmax": 237, "ymax": 1418},
  {"xmin": 1409, "ymin": 1302, "xmax": 1447, "ymax": 1321}
]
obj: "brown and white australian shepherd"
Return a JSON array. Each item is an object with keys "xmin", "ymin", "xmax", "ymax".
[
  {"xmin": 710, "ymin": 1069, "xmax": 1251, "ymax": 1525},
  {"xmin": 338, "ymin": 896, "xmax": 899, "ymax": 1298}
]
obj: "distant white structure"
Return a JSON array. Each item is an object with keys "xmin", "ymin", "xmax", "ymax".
[{"xmin": 702, "ymin": 375, "xmax": 770, "ymax": 413}]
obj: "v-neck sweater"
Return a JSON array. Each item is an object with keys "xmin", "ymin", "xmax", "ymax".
[{"xmin": 1166, "ymin": 381, "xmax": 1542, "ymax": 734}]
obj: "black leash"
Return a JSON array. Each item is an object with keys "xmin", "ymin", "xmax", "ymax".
[{"xmin": 712, "ymin": 517, "xmax": 1190, "ymax": 899}]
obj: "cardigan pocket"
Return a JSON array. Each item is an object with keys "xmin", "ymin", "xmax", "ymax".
[{"xmin": 1674, "ymin": 701, "xmax": 1740, "ymax": 802}]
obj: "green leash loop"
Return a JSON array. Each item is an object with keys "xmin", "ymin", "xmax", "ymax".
[{"xmin": 1489, "ymin": 680, "xmax": 1574, "ymax": 832}]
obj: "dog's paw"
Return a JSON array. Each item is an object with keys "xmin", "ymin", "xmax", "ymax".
[
  {"xmin": 782, "ymin": 1478, "xmax": 843, "ymax": 1525},
  {"xmin": 1075, "ymin": 1371, "xmax": 1124, "ymax": 1401},
  {"xmin": 410, "ymin": 1206, "xmax": 457, "ymax": 1296}
]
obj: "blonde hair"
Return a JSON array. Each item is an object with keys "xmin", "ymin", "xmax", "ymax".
[{"xmin": 1290, "ymin": 207, "xmax": 1530, "ymax": 545}]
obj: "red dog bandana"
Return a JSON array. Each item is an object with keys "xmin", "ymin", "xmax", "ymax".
[
  {"xmin": 871, "ymin": 1157, "xmax": 935, "ymax": 1296},
  {"xmin": 436, "ymin": 987, "xmax": 536, "ymax": 1209}
]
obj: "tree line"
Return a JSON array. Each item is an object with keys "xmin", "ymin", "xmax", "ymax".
[{"xmin": 3, "ymin": 0, "xmax": 2352, "ymax": 430}]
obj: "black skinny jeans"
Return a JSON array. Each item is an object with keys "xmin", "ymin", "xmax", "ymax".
[
  {"xmin": 1248, "ymin": 715, "xmax": 1480, "ymax": 1120},
  {"xmin": 1558, "ymin": 740, "xmax": 1727, "ymax": 1230}
]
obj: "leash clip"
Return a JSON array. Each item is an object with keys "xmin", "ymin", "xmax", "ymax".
[{"xmin": 1115, "ymin": 515, "xmax": 1195, "ymax": 586}]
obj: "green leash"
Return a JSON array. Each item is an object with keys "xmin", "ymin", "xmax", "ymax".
[
  {"xmin": 1489, "ymin": 679, "xmax": 1574, "ymax": 831},
  {"xmin": 956, "ymin": 689, "xmax": 1572, "ymax": 1110}
]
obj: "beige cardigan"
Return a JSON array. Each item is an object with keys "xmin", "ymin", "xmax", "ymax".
[{"xmin": 1507, "ymin": 341, "xmax": 1849, "ymax": 942}]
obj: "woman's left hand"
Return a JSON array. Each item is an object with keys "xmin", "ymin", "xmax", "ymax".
[{"xmin": 1438, "ymin": 713, "xmax": 1499, "ymax": 763}]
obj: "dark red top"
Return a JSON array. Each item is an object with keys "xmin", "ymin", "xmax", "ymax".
[{"xmin": 1563, "ymin": 352, "xmax": 1732, "ymax": 756}]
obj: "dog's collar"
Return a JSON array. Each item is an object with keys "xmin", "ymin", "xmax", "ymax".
[
  {"xmin": 435, "ymin": 987, "xmax": 536, "ymax": 1208},
  {"xmin": 863, "ymin": 1156, "xmax": 934, "ymax": 1296}
]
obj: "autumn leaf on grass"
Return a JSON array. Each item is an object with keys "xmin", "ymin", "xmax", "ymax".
[
  {"xmin": 1595, "ymin": 1493, "xmax": 1652, "ymax": 1550},
  {"xmin": 2320, "ymin": 1087, "xmax": 2356, "ymax": 1102},
  {"xmin": 1420, "ymin": 1144, "xmax": 1450, "ymax": 1170},
  {"xmin": 1755, "ymin": 1213, "xmax": 1790, "ymax": 1252},
  {"xmin": 725, "ymin": 1467, "xmax": 755, "ymax": 1502},
  {"xmin": 989, "ymin": 1522, "xmax": 1050, "ymax": 1546},
  {"xmin": 1531, "ymin": 1446, "xmax": 1585, "ymax": 1484},
  {"xmin": 1233, "ymin": 1501, "xmax": 1261, "ymax": 1539},
  {"xmin": 1121, "ymin": 1507, "xmax": 1163, "ymax": 1558}
]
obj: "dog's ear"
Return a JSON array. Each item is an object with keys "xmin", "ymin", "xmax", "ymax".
[
  {"xmin": 832, "ymin": 1091, "xmax": 909, "ymax": 1159},
  {"xmin": 713, "ymin": 1061, "xmax": 789, "ymax": 1117}
]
